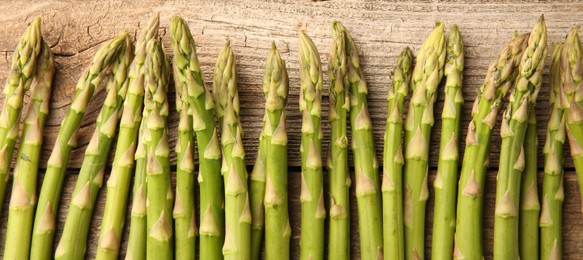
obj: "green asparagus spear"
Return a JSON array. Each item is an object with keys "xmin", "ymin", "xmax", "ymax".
[
  {"xmin": 170, "ymin": 16, "xmax": 197, "ymax": 260},
  {"xmin": 56, "ymin": 34, "xmax": 131, "ymax": 260},
  {"xmin": 213, "ymin": 42, "xmax": 251, "ymax": 260},
  {"xmin": 250, "ymin": 131, "xmax": 266, "ymax": 260},
  {"xmin": 403, "ymin": 22, "xmax": 446, "ymax": 260},
  {"xmin": 96, "ymin": 13, "xmax": 158, "ymax": 260},
  {"xmin": 493, "ymin": 16, "xmax": 547, "ymax": 260},
  {"xmin": 0, "ymin": 17, "xmax": 42, "ymax": 215},
  {"xmin": 250, "ymin": 43, "xmax": 269, "ymax": 260},
  {"xmin": 327, "ymin": 21, "xmax": 350, "ymax": 260},
  {"xmin": 127, "ymin": 119, "xmax": 148, "ymax": 259},
  {"xmin": 540, "ymin": 42, "xmax": 566, "ymax": 260},
  {"xmin": 331, "ymin": 21, "xmax": 385, "ymax": 259},
  {"xmin": 124, "ymin": 15, "xmax": 161, "ymax": 260},
  {"xmin": 173, "ymin": 80, "xmax": 197, "ymax": 260},
  {"xmin": 298, "ymin": 31, "xmax": 325, "ymax": 260},
  {"xmin": 30, "ymin": 32, "xmax": 129, "ymax": 260},
  {"xmin": 519, "ymin": 112, "xmax": 539, "ymax": 259},
  {"xmin": 144, "ymin": 39, "xmax": 173, "ymax": 260},
  {"xmin": 382, "ymin": 47, "xmax": 412, "ymax": 260},
  {"xmin": 431, "ymin": 25, "xmax": 464, "ymax": 260},
  {"xmin": 263, "ymin": 43, "xmax": 291, "ymax": 260},
  {"xmin": 454, "ymin": 33, "xmax": 529, "ymax": 260},
  {"xmin": 170, "ymin": 16, "xmax": 224, "ymax": 260},
  {"xmin": 4, "ymin": 40, "xmax": 54, "ymax": 260},
  {"xmin": 563, "ymin": 28, "xmax": 583, "ymax": 229},
  {"xmin": 553, "ymin": 29, "xmax": 583, "ymax": 260}
]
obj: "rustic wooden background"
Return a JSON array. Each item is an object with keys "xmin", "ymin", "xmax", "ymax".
[{"xmin": 0, "ymin": 0, "xmax": 582, "ymax": 259}]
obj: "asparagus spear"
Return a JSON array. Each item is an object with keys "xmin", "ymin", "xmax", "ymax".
[
  {"xmin": 127, "ymin": 119, "xmax": 148, "ymax": 259},
  {"xmin": 263, "ymin": 43, "xmax": 291, "ymax": 260},
  {"xmin": 4, "ymin": 40, "xmax": 54, "ymax": 260},
  {"xmin": 96, "ymin": 13, "xmax": 159, "ymax": 260},
  {"xmin": 173, "ymin": 76, "xmax": 197, "ymax": 260},
  {"xmin": 170, "ymin": 16, "xmax": 198, "ymax": 260},
  {"xmin": 0, "ymin": 17, "xmax": 42, "ymax": 214},
  {"xmin": 454, "ymin": 33, "xmax": 528, "ymax": 260},
  {"xmin": 382, "ymin": 47, "xmax": 412, "ymax": 260},
  {"xmin": 327, "ymin": 21, "xmax": 350, "ymax": 260},
  {"xmin": 170, "ymin": 16, "xmax": 224, "ymax": 260},
  {"xmin": 213, "ymin": 42, "xmax": 251, "ymax": 260},
  {"xmin": 332, "ymin": 21, "xmax": 384, "ymax": 259},
  {"xmin": 519, "ymin": 112, "xmax": 539, "ymax": 259},
  {"xmin": 250, "ymin": 45, "xmax": 269, "ymax": 260},
  {"xmin": 250, "ymin": 131, "xmax": 266, "ymax": 260},
  {"xmin": 298, "ymin": 31, "xmax": 325, "ymax": 260},
  {"xmin": 170, "ymin": 17, "xmax": 200, "ymax": 260},
  {"xmin": 55, "ymin": 34, "xmax": 131, "ymax": 260},
  {"xmin": 431, "ymin": 25, "xmax": 464, "ymax": 260},
  {"xmin": 556, "ymin": 28, "xmax": 583, "ymax": 259},
  {"xmin": 144, "ymin": 39, "xmax": 173, "ymax": 260},
  {"xmin": 30, "ymin": 32, "xmax": 130, "ymax": 260},
  {"xmin": 563, "ymin": 28, "xmax": 583, "ymax": 223},
  {"xmin": 403, "ymin": 22, "xmax": 446, "ymax": 259},
  {"xmin": 540, "ymin": 42, "xmax": 566, "ymax": 260},
  {"xmin": 493, "ymin": 16, "xmax": 547, "ymax": 260}
]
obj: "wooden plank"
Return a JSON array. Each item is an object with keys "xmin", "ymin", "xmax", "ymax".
[
  {"xmin": 0, "ymin": 0, "xmax": 580, "ymax": 258},
  {"xmin": 0, "ymin": 170, "xmax": 580, "ymax": 259}
]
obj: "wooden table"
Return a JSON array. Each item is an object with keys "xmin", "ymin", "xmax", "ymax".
[{"xmin": 0, "ymin": 0, "xmax": 582, "ymax": 259}]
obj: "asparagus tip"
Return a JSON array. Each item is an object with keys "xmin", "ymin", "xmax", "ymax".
[
  {"xmin": 31, "ymin": 16, "xmax": 41, "ymax": 28},
  {"xmin": 332, "ymin": 20, "xmax": 346, "ymax": 32},
  {"xmin": 271, "ymin": 41, "xmax": 277, "ymax": 51}
]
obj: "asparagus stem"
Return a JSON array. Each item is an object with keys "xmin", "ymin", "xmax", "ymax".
[
  {"xmin": 298, "ymin": 31, "xmax": 325, "ymax": 260},
  {"xmin": 382, "ymin": 47, "xmax": 412, "ymax": 260},
  {"xmin": 249, "ymin": 42, "xmax": 271, "ymax": 260},
  {"xmin": 331, "ymin": 21, "xmax": 385, "ymax": 259},
  {"xmin": 30, "ymin": 32, "xmax": 129, "ymax": 260},
  {"xmin": 431, "ymin": 25, "xmax": 464, "ymax": 260},
  {"xmin": 170, "ymin": 16, "xmax": 224, "ymax": 260},
  {"xmin": 563, "ymin": 27, "xmax": 583, "ymax": 230},
  {"xmin": 4, "ymin": 40, "xmax": 54, "ymax": 260},
  {"xmin": 519, "ymin": 112, "xmax": 539, "ymax": 259},
  {"xmin": 170, "ymin": 16, "xmax": 204, "ymax": 260},
  {"xmin": 403, "ymin": 22, "xmax": 446, "ymax": 260},
  {"xmin": 263, "ymin": 43, "xmax": 291, "ymax": 260},
  {"xmin": 454, "ymin": 33, "xmax": 528, "ymax": 260},
  {"xmin": 493, "ymin": 16, "xmax": 547, "ymax": 260},
  {"xmin": 96, "ymin": 14, "xmax": 158, "ymax": 260},
  {"xmin": 560, "ymin": 28, "xmax": 583, "ymax": 258},
  {"xmin": 127, "ymin": 119, "xmax": 148, "ymax": 259},
  {"xmin": 213, "ymin": 42, "xmax": 251, "ymax": 260},
  {"xmin": 540, "ymin": 43, "xmax": 566, "ymax": 260},
  {"xmin": 56, "ymin": 34, "xmax": 131, "ymax": 260},
  {"xmin": 250, "ymin": 133, "xmax": 266, "ymax": 260},
  {"xmin": 143, "ymin": 39, "xmax": 173, "ymax": 260},
  {"xmin": 327, "ymin": 21, "xmax": 350, "ymax": 260},
  {"xmin": 0, "ymin": 17, "xmax": 42, "ymax": 216},
  {"xmin": 173, "ymin": 82, "xmax": 197, "ymax": 260}
]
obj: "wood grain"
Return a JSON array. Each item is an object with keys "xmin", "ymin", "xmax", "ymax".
[{"xmin": 0, "ymin": 0, "xmax": 581, "ymax": 259}]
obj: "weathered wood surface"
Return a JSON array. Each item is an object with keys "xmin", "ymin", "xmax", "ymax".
[{"xmin": 0, "ymin": 0, "xmax": 582, "ymax": 259}]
